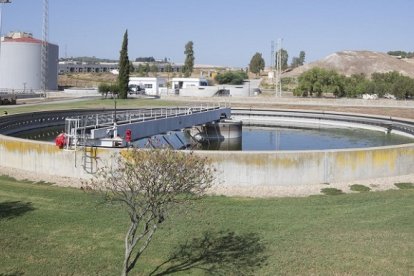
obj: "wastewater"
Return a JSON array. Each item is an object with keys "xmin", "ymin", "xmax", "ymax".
[{"xmin": 13, "ymin": 125, "xmax": 414, "ymax": 151}]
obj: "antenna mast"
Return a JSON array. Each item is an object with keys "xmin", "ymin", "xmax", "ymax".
[{"xmin": 40, "ymin": 0, "xmax": 48, "ymax": 94}]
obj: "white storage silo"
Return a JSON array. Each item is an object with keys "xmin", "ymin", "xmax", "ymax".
[{"xmin": 0, "ymin": 32, "xmax": 59, "ymax": 91}]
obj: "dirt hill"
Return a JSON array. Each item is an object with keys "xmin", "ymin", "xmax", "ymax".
[{"xmin": 284, "ymin": 50, "xmax": 414, "ymax": 78}]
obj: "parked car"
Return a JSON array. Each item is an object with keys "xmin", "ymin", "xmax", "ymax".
[
  {"xmin": 128, "ymin": 84, "xmax": 145, "ymax": 95},
  {"xmin": 252, "ymin": 88, "xmax": 262, "ymax": 95}
]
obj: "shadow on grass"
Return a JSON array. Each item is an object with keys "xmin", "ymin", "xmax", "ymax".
[
  {"xmin": 0, "ymin": 271, "xmax": 25, "ymax": 276},
  {"xmin": 0, "ymin": 201, "xmax": 35, "ymax": 220},
  {"xmin": 150, "ymin": 230, "xmax": 268, "ymax": 275}
]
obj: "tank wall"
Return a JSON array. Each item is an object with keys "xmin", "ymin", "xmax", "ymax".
[
  {"xmin": 1, "ymin": 132, "xmax": 414, "ymax": 187},
  {"xmin": 197, "ymin": 146, "xmax": 414, "ymax": 186},
  {"xmin": 1, "ymin": 110, "xmax": 414, "ymax": 191},
  {"xmin": 0, "ymin": 42, "xmax": 58, "ymax": 91}
]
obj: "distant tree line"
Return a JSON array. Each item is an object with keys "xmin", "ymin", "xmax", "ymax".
[
  {"xmin": 135, "ymin": 57, "xmax": 156, "ymax": 62},
  {"xmin": 290, "ymin": 51, "xmax": 306, "ymax": 69},
  {"xmin": 248, "ymin": 49, "xmax": 306, "ymax": 77},
  {"xmin": 294, "ymin": 67, "xmax": 414, "ymax": 99},
  {"xmin": 134, "ymin": 63, "xmax": 161, "ymax": 76},
  {"xmin": 387, "ymin": 51, "xmax": 414, "ymax": 58},
  {"xmin": 275, "ymin": 49, "xmax": 305, "ymax": 70}
]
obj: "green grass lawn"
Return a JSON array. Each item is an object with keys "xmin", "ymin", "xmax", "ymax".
[
  {"xmin": 1, "ymin": 176, "xmax": 413, "ymax": 275},
  {"xmin": 1, "ymin": 98, "xmax": 186, "ymax": 115}
]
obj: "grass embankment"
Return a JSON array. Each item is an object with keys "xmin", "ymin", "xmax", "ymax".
[
  {"xmin": 1, "ymin": 98, "xmax": 183, "ymax": 115},
  {"xmin": 1, "ymin": 176, "xmax": 413, "ymax": 275}
]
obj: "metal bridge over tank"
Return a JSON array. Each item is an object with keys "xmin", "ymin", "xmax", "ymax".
[{"xmin": 64, "ymin": 104, "xmax": 231, "ymax": 148}]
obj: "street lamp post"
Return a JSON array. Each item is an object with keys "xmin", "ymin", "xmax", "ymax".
[{"xmin": 0, "ymin": 0, "xmax": 11, "ymax": 90}]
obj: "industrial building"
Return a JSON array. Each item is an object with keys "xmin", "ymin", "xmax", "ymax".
[
  {"xmin": 58, "ymin": 61, "xmax": 118, "ymax": 74},
  {"xmin": 129, "ymin": 77, "xmax": 167, "ymax": 95},
  {"xmin": 0, "ymin": 32, "xmax": 59, "ymax": 91},
  {"xmin": 58, "ymin": 61, "xmax": 182, "ymax": 75},
  {"xmin": 171, "ymin": 78, "xmax": 208, "ymax": 90}
]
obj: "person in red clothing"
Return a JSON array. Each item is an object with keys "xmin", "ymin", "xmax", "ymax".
[
  {"xmin": 55, "ymin": 133, "xmax": 66, "ymax": 149},
  {"xmin": 125, "ymin": 129, "xmax": 132, "ymax": 147}
]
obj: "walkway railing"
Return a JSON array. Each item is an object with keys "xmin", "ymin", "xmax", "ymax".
[
  {"xmin": 63, "ymin": 103, "xmax": 231, "ymax": 148},
  {"xmin": 67, "ymin": 103, "xmax": 230, "ymax": 131}
]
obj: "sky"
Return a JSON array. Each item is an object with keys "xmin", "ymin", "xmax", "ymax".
[{"xmin": 1, "ymin": 0, "xmax": 414, "ymax": 67}]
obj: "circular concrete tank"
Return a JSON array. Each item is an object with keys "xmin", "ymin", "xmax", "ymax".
[
  {"xmin": 0, "ymin": 108, "xmax": 414, "ymax": 188},
  {"xmin": 0, "ymin": 34, "xmax": 58, "ymax": 91}
]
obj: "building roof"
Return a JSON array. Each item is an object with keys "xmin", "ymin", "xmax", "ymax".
[
  {"xmin": 171, "ymin": 77, "xmax": 206, "ymax": 82},
  {"xmin": 3, "ymin": 36, "xmax": 43, "ymax": 44},
  {"xmin": 2, "ymin": 36, "xmax": 57, "ymax": 47}
]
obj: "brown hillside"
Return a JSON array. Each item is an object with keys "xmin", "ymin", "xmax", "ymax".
[{"xmin": 284, "ymin": 51, "xmax": 414, "ymax": 78}]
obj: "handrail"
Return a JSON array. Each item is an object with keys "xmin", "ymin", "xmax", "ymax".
[{"xmin": 68, "ymin": 104, "xmax": 226, "ymax": 131}]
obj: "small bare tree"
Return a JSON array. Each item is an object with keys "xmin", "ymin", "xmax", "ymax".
[{"xmin": 90, "ymin": 148, "xmax": 215, "ymax": 276}]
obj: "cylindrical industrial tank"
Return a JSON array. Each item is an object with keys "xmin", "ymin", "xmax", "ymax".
[{"xmin": 0, "ymin": 35, "xmax": 59, "ymax": 91}]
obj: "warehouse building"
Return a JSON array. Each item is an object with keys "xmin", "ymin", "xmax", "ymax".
[{"xmin": 58, "ymin": 61, "xmax": 119, "ymax": 74}]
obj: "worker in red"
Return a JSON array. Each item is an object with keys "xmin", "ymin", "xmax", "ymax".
[
  {"xmin": 55, "ymin": 132, "xmax": 66, "ymax": 149},
  {"xmin": 125, "ymin": 129, "xmax": 132, "ymax": 147}
]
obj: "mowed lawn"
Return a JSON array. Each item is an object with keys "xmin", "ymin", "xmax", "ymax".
[
  {"xmin": 1, "ymin": 98, "xmax": 184, "ymax": 115},
  {"xmin": 0, "ymin": 176, "xmax": 413, "ymax": 275}
]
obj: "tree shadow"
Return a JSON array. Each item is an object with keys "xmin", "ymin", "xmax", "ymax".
[
  {"xmin": 0, "ymin": 201, "xmax": 35, "ymax": 220},
  {"xmin": 150, "ymin": 230, "xmax": 268, "ymax": 275},
  {"xmin": 0, "ymin": 271, "xmax": 25, "ymax": 276}
]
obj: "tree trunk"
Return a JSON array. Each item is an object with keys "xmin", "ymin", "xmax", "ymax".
[{"xmin": 122, "ymin": 221, "xmax": 136, "ymax": 276}]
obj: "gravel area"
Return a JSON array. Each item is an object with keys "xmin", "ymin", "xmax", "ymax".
[
  {"xmin": 1, "ymin": 165, "xmax": 412, "ymax": 198},
  {"xmin": 209, "ymin": 173, "xmax": 414, "ymax": 197},
  {"xmin": 0, "ymin": 166, "xmax": 85, "ymax": 188}
]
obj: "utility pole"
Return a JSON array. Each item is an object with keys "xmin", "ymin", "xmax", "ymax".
[
  {"xmin": 270, "ymin": 40, "xmax": 275, "ymax": 93},
  {"xmin": 275, "ymin": 38, "xmax": 283, "ymax": 97},
  {"xmin": 270, "ymin": 40, "xmax": 275, "ymax": 70}
]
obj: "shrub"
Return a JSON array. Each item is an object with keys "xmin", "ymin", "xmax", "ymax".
[
  {"xmin": 215, "ymin": 71, "xmax": 248, "ymax": 85},
  {"xmin": 295, "ymin": 67, "xmax": 345, "ymax": 97},
  {"xmin": 394, "ymin": 182, "xmax": 414, "ymax": 189},
  {"xmin": 321, "ymin": 188, "xmax": 344, "ymax": 195},
  {"xmin": 98, "ymin": 83, "xmax": 119, "ymax": 98},
  {"xmin": 350, "ymin": 184, "xmax": 371, "ymax": 192}
]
